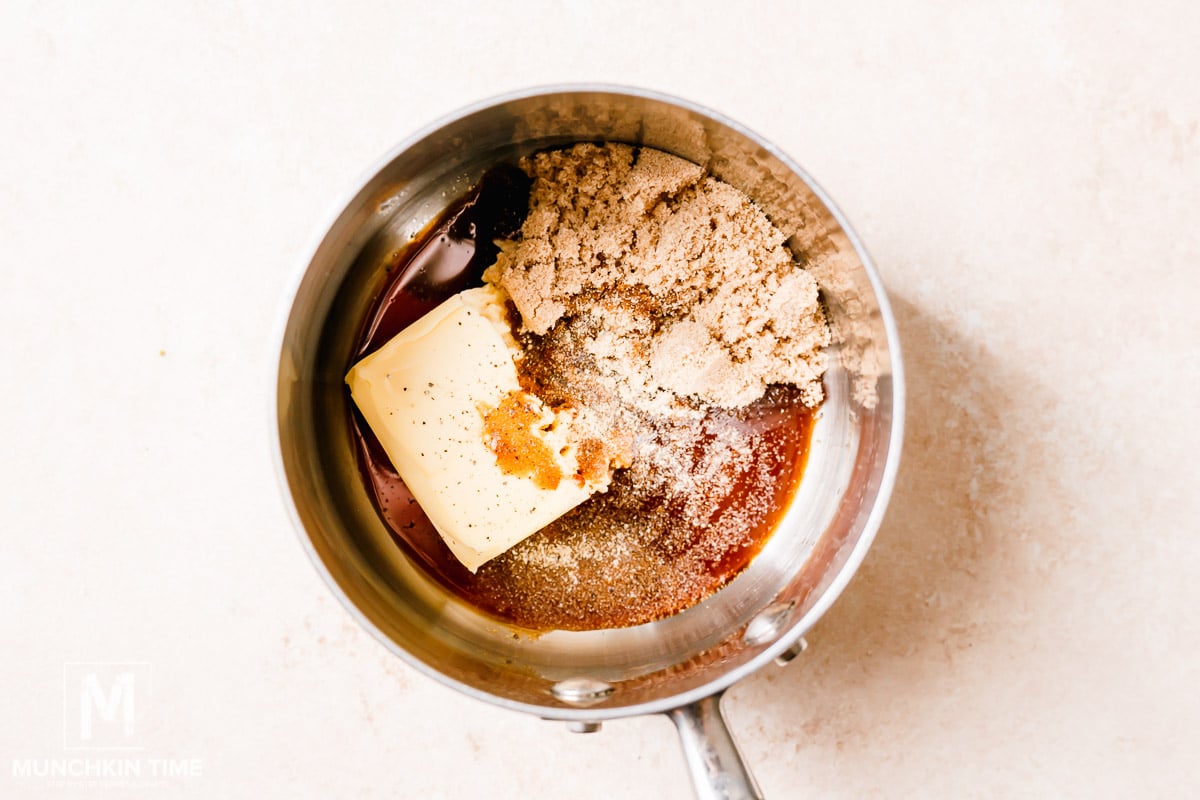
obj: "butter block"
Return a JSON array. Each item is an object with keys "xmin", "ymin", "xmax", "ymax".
[{"xmin": 346, "ymin": 286, "xmax": 608, "ymax": 572}]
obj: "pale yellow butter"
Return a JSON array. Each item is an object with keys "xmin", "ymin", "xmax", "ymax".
[{"xmin": 345, "ymin": 286, "xmax": 607, "ymax": 572}]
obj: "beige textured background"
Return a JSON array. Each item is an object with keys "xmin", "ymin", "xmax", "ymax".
[{"xmin": 2, "ymin": 1, "xmax": 1197, "ymax": 797}]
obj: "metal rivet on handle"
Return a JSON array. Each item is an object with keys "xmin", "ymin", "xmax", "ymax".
[
  {"xmin": 551, "ymin": 676, "xmax": 615, "ymax": 707},
  {"xmin": 742, "ymin": 600, "xmax": 796, "ymax": 646}
]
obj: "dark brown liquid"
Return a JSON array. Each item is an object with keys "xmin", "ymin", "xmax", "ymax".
[
  {"xmin": 348, "ymin": 164, "xmax": 817, "ymax": 631},
  {"xmin": 353, "ymin": 164, "xmax": 532, "ymax": 361},
  {"xmin": 349, "ymin": 164, "xmax": 532, "ymax": 595}
]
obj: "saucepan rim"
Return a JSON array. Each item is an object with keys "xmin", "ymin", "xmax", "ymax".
[{"xmin": 270, "ymin": 82, "xmax": 905, "ymax": 721}]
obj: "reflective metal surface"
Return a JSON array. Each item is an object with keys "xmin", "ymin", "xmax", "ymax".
[
  {"xmin": 670, "ymin": 694, "xmax": 763, "ymax": 800},
  {"xmin": 273, "ymin": 85, "xmax": 904, "ymax": 798}
]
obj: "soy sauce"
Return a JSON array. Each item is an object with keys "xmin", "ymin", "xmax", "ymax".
[{"xmin": 349, "ymin": 164, "xmax": 531, "ymax": 594}]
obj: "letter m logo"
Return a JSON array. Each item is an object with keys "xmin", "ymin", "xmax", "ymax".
[
  {"xmin": 80, "ymin": 672, "xmax": 135, "ymax": 740},
  {"xmin": 63, "ymin": 662, "xmax": 151, "ymax": 749}
]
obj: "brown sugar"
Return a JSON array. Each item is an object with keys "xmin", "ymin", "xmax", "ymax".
[{"xmin": 484, "ymin": 143, "xmax": 831, "ymax": 411}]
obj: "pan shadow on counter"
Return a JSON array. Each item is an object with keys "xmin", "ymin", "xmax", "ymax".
[{"xmin": 723, "ymin": 291, "xmax": 1066, "ymax": 789}]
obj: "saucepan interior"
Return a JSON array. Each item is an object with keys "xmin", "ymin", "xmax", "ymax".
[{"xmin": 274, "ymin": 86, "xmax": 902, "ymax": 720}]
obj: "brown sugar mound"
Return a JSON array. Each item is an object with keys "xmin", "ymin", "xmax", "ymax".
[{"xmin": 484, "ymin": 143, "xmax": 831, "ymax": 410}]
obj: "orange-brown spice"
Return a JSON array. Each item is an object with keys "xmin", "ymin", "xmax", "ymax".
[
  {"xmin": 482, "ymin": 391, "xmax": 563, "ymax": 490},
  {"xmin": 575, "ymin": 439, "xmax": 609, "ymax": 484}
]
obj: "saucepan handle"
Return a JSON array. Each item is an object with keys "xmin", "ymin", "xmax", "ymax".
[{"xmin": 667, "ymin": 692, "xmax": 764, "ymax": 800}]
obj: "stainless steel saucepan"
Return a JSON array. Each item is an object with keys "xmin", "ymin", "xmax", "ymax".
[{"xmin": 273, "ymin": 86, "xmax": 904, "ymax": 799}]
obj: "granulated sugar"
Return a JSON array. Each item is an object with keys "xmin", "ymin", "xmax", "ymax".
[{"xmin": 474, "ymin": 387, "xmax": 813, "ymax": 630}]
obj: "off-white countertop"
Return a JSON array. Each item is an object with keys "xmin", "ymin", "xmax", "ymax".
[{"xmin": 3, "ymin": 3, "xmax": 1198, "ymax": 797}]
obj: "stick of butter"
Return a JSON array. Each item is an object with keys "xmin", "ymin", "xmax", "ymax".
[{"xmin": 346, "ymin": 285, "xmax": 609, "ymax": 572}]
